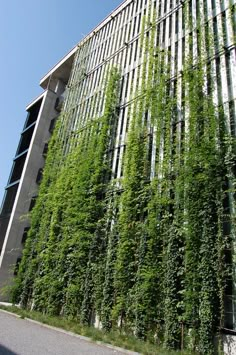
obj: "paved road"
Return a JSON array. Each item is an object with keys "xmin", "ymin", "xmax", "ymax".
[{"xmin": 0, "ymin": 311, "xmax": 129, "ymax": 355}]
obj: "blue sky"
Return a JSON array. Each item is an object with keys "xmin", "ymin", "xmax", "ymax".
[{"xmin": 0, "ymin": 0, "xmax": 121, "ymax": 203}]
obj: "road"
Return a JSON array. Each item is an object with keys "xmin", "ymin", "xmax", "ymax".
[{"xmin": 0, "ymin": 310, "xmax": 131, "ymax": 355}]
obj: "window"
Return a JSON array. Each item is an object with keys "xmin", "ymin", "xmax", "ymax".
[
  {"xmin": 221, "ymin": 11, "xmax": 228, "ymax": 46},
  {"xmin": 211, "ymin": 0, "xmax": 216, "ymax": 11},
  {"xmin": 22, "ymin": 227, "xmax": 30, "ymax": 244},
  {"xmin": 215, "ymin": 57, "xmax": 222, "ymax": 104},
  {"xmin": 229, "ymin": 100, "xmax": 236, "ymax": 136},
  {"xmin": 226, "ymin": 53, "xmax": 233, "ymax": 99},
  {"xmin": 129, "ymin": 43, "xmax": 133, "ymax": 65},
  {"xmin": 175, "ymin": 11, "xmax": 179, "ymax": 35},
  {"xmin": 119, "ymin": 108, "xmax": 126, "ymax": 138},
  {"xmin": 137, "ymin": 13, "xmax": 142, "ymax": 34},
  {"xmin": 132, "ymin": 16, "xmax": 137, "ymax": 37},
  {"xmin": 164, "ymin": 0, "xmax": 167, "ymax": 14},
  {"xmin": 213, "ymin": 17, "xmax": 219, "ymax": 52},
  {"xmin": 169, "ymin": 15, "xmax": 172, "ymax": 38},
  {"xmin": 36, "ymin": 168, "xmax": 43, "ymax": 184},
  {"xmin": 43, "ymin": 143, "xmax": 48, "ymax": 157},
  {"xmin": 134, "ymin": 39, "xmax": 139, "ymax": 62},
  {"xmin": 29, "ymin": 196, "xmax": 37, "ymax": 212},
  {"xmin": 124, "ymin": 73, "xmax": 130, "ymax": 99},
  {"xmin": 162, "ymin": 19, "xmax": 166, "ymax": 44},
  {"xmin": 14, "ymin": 257, "xmax": 22, "ymax": 276},
  {"xmin": 114, "ymin": 147, "xmax": 121, "ymax": 178},
  {"xmin": 49, "ymin": 118, "xmax": 56, "ymax": 133}
]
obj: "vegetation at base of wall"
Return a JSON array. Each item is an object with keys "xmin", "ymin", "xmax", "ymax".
[
  {"xmin": 0, "ymin": 305, "xmax": 192, "ymax": 355},
  {"xmin": 10, "ymin": 2, "xmax": 235, "ymax": 354}
]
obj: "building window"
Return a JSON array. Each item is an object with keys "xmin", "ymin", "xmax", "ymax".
[
  {"xmin": 114, "ymin": 147, "xmax": 121, "ymax": 178},
  {"xmin": 43, "ymin": 143, "xmax": 48, "ymax": 157},
  {"xmin": 175, "ymin": 11, "xmax": 179, "ymax": 35},
  {"xmin": 21, "ymin": 227, "xmax": 30, "ymax": 244},
  {"xmin": 14, "ymin": 257, "xmax": 22, "ymax": 276},
  {"xmin": 49, "ymin": 118, "xmax": 56, "ymax": 133},
  {"xmin": 36, "ymin": 168, "xmax": 43, "ymax": 184},
  {"xmin": 124, "ymin": 73, "xmax": 130, "ymax": 99},
  {"xmin": 29, "ymin": 196, "xmax": 37, "ymax": 212}
]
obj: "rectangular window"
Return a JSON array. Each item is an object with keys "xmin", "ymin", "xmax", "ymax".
[
  {"xmin": 175, "ymin": 11, "xmax": 179, "ymax": 35},
  {"xmin": 134, "ymin": 39, "xmax": 139, "ymax": 62},
  {"xmin": 211, "ymin": 0, "xmax": 216, "ymax": 11},
  {"xmin": 124, "ymin": 73, "xmax": 130, "ymax": 99},
  {"xmin": 137, "ymin": 13, "xmax": 142, "ymax": 34},
  {"xmin": 127, "ymin": 20, "xmax": 132, "ymax": 42},
  {"xmin": 129, "ymin": 43, "xmax": 133, "ymax": 65},
  {"xmin": 158, "ymin": 1, "xmax": 162, "ymax": 18},
  {"xmin": 119, "ymin": 76, "xmax": 125, "ymax": 102},
  {"xmin": 226, "ymin": 53, "xmax": 233, "ymax": 99},
  {"xmin": 156, "ymin": 23, "xmax": 160, "ymax": 46},
  {"xmin": 213, "ymin": 17, "xmax": 219, "ymax": 52},
  {"xmin": 162, "ymin": 20, "xmax": 166, "ymax": 44},
  {"xmin": 21, "ymin": 227, "xmax": 30, "ymax": 244},
  {"xmin": 215, "ymin": 57, "xmax": 222, "ymax": 103},
  {"xmin": 124, "ymin": 46, "xmax": 129, "ymax": 68},
  {"xmin": 229, "ymin": 100, "xmax": 236, "ymax": 136},
  {"xmin": 114, "ymin": 147, "xmax": 121, "ymax": 178},
  {"xmin": 119, "ymin": 108, "xmax": 125, "ymax": 138},
  {"xmin": 182, "ymin": 7, "xmax": 185, "ymax": 31},
  {"xmin": 169, "ymin": 15, "xmax": 172, "ymax": 38},
  {"xmin": 120, "ymin": 146, "xmax": 126, "ymax": 177},
  {"xmin": 164, "ymin": 1, "xmax": 167, "ymax": 14},
  {"xmin": 132, "ymin": 16, "xmax": 137, "ymax": 37},
  {"xmin": 221, "ymin": 11, "xmax": 228, "ymax": 46},
  {"xmin": 153, "ymin": 0, "xmax": 156, "ymax": 12},
  {"xmin": 175, "ymin": 42, "xmax": 178, "ymax": 74},
  {"xmin": 49, "ymin": 118, "xmax": 56, "ymax": 133}
]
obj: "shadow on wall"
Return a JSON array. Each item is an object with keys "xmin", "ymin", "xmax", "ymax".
[
  {"xmin": 223, "ymin": 334, "xmax": 236, "ymax": 355},
  {"xmin": 0, "ymin": 345, "xmax": 18, "ymax": 355}
]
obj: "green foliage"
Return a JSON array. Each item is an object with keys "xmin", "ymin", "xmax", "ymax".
[{"xmin": 11, "ymin": 3, "xmax": 235, "ymax": 355}]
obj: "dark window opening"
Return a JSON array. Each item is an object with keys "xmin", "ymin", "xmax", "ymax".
[
  {"xmin": 1, "ymin": 184, "xmax": 19, "ymax": 216},
  {"xmin": 29, "ymin": 196, "xmax": 37, "ymax": 212},
  {"xmin": 36, "ymin": 168, "xmax": 43, "ymax": 184},
  {"xmin": 9, "ymin": 154, "xmax": 27, "ymax": 184},
  {"xmin": 229, "ymin": 100, "xmax": 236, "ymax": 136},
  {"xmin": 14, "ymin": 257, "xmax": 22, "ymax": 276},
  {"xmin": 17, "ymin": 125, "xmax": 35, "ymax": 155},
  {"xmin": 43, "ymin": 143, "xmax": 49, "ymax": 157},
  {"xmin": 49, "ymin": 118, "xmax": 56, "ymax": 133},
  {"xmin": 24, "ymin": 98, "xmax": 43, "ymax": 129},
  {"xmin": 21, "ymin": 227, "xmax": 30, "ymax": 244},
  {"xmin": 114, "ymin": 147, "xmax": 121, "ymax": 178}
]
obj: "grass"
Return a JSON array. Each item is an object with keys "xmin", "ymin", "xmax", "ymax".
[{"xmin": 0, "ymin": 305, "xmax": 192, "ymax": 355}]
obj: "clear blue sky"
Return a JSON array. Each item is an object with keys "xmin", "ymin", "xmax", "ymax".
[{"xmin": 0, "ymin": 0, "xmax": 121, "ymax": 203}]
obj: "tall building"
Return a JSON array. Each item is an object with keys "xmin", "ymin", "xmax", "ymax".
[
  {"xmin": 0, "ymin": 50, "xmax": 77, "ymax": 294},
  {"xmin": 0, "ymin": 0, "xmax": 236, "ymax": 352}
]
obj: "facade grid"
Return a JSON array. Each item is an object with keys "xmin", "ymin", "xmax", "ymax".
[{"xmin": 0, "ymin": 0, "xmax": 236, "ymax": 351}]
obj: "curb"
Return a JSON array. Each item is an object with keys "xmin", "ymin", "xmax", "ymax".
[{"xmin": 0, "ymin": 308, "xmax": 140, "ymax": 355}]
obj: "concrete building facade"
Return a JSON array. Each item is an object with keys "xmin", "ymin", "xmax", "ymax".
[
  {"xmin": 0, "ymin": 0, "xmax": 236, "ymax": 349},
  {"xmin": 0, "ymin": 50, "xmax": 76, "ymax": 297}
]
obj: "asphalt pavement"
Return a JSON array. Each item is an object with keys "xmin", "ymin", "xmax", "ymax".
[{"xmin": 0, "ymin": 310, "xmax": 136, "ymax": 355}]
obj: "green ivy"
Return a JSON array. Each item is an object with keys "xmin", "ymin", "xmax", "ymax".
[{"xmin": 11, "ymin": 3, "xmax": 235, "ymax": 354}]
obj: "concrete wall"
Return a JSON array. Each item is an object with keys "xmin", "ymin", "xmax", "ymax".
[
  {"xmin": 223, "ymin": 334, "xmax": 236, "ymax": 355},
  {"xmin": 0, "ymin": 89, "xmax": 58, "ymax": 301}
]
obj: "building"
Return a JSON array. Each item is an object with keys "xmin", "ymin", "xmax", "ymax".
[
  {"xmin": 0, "ymin": 0, "xmax": 235, "ymax": 352},
  {"xmin": 0, "ymin": 50, "xmax": 76, "ymax": 295}
]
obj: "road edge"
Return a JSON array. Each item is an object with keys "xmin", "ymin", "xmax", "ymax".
[{"xmin": 0, "ymin": 308, "xmax": 140, "ymax": 355}]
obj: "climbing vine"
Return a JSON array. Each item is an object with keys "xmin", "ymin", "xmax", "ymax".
[{"xmin": 11, "ymin": 1, "xmax": 236, "ymax": 354}]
